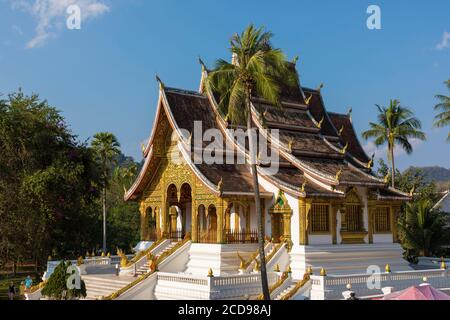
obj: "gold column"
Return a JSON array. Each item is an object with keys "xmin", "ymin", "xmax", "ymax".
[
  {"xmin": 217, "ymin": 198, "xmax": 225, "ymax": 244},
  {"xmin": 191, "ymin": 202, "xmax": 198, "ymax": 242},
  {"xmin": 139, "ymin": 203, "xmax": 148, "ymax": 241},
  {"xmin": 283, "ymin": 211, "xmax": 292, "ymax": 248},
  {"xmin": 367, "ymin": 202, "xmax": 375, "ymax": 244},
  {"xmin": 331, "ymin": 203, "xmax": 339, "ymax": 245},
  {"xmin": 391, "ymin": 205, "xmax": 400, "ymax": 243},
  {"xmin": 299, "ymin": 198, "xmax": 308, "ymax": 245},
  {"xmin": 169, "ymin": 206, "xmax": 177, "ymax": 234}
]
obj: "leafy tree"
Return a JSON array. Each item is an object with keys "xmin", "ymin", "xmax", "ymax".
[
  {"xmin": 205, "ymin": 24, "xmax": 297, "ymax": 300},
  {"xmin": 91, "ymin": 132, "xmax": 121, "ymax": 253},
  {"xmin": 41, "ymin": 261, "xmax": 86, "ymax": 300},
  {"xmin": 0, "ymin": 90, "xmax": 101, "ymax": 269},
  {"xmin": 398, "ymin": 199, "xmax": 450, "ymax": 257},
  {"xmin": 433, "ymin": 79, "xmax": 450, "ymax": 141},
  {"xmin": 362, "ymin": 100, "xmax": 426, "ymax": 188}
]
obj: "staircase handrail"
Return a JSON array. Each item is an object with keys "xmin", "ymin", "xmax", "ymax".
[{"xmin": 279, "ymin": 273, "xmax": 311, "ymax": 300}]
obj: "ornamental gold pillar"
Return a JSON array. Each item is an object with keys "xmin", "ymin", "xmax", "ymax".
[
  {"xmin": 367, "ymin": 202, "xmax": 375, "ymax": 244},
  {"xmin": 217, "ymin": 198, "xmax": 226, "ymax": 244},
  {"xmin": 191, "ymin": 201, "xmax": 198, "ymax": 242},
  {"xmin": 139, "ymin": 203, "xmax": 149, "ymax": 241},
  {"xmin": 282, "ymin": 211, "xmax": 292, "ymax": 248},
  {"xmin": 391, "ymin": 204, "xmax": 401, "ymax": 243},
  {"xmin": 331, "ymin": 202, "xmax": 339, "ymax": 245},
  {"xmin": 169, "ymin": 206, "xmax": 177, "ymax": 234},
  {"xmin": 299, "ymin": 198, "xmax": 308, "ymax": 245}
]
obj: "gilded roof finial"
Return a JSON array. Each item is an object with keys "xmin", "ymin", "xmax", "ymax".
[
  {"xmin": 367, "ymin": 155, "xmax": 374, "ymax": 169},
  {"xmin": 347, "ymin": 107, "xmax": 353, "ymax": 122},
  {"xmin": 385, "ymin": 264, "xmax": 391, "ymax": 273},
  {"xmin": 207, "ymin": 268, "xmax": 214, "ymax": 277},
  {"xmin": 287, "ymin": 137, "xmax": 294, "ymax": 153},
  {"xmin": 305, "ymin": 93, "xmax": 313, "ymax": 106},
  {"xmin": 335, "ymin": 169, "xmax": 342, "ymax": 182},
  {"xmin": 317, "ymin": 116, "xmax": 324, "ymax": 129},
  {"xmin": 300, "ymin": 181, "xmax": 307, "ymax": 193},
  {"xmin": 156, "ymin": 74, "xmax": 165, "ymax": 90},
  {"xmin": 320, "ymin": 267, "xmax": 327, "ymax": 276},
  {"xmin": 317, "ymin": 83, "xmax": 324, "ymax": 92},
  {"xmin": 141, "ymin": 143, "xmax": 146, "ymax": 154},
  {"xmin": 198, "ymin": 56, "xmax": 207, "ymax": 72},
  {"xmin": 340, "ymin": 142, "xmax": 349, "ymax": 154}
]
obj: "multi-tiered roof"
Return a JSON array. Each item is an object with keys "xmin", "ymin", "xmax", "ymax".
[{"xmin": 125, "ymin": 61, "xmax": 410, "ymax": 202}]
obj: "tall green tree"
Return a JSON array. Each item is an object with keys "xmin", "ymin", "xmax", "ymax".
[
  {"xmin": 433, "ymin": 79, "xmax": 450, "ymax": 141},
  {"xmin": 205, "ymin": 25, "xmax": 297, "ymax": 300},
  {"xmin": 398, "ymin": 199, "xmax": 450, "ymax": 257},
  {"xmin": 362, "ymin": 100, "xmax": 426, "ymax": 188},
  {"xmin": 91, "ymin": 133, "xmax": 121, "ymax": 253},
  {"xmin": 0, "ymin": 90, "xmax": 101, "ymax": 268}
]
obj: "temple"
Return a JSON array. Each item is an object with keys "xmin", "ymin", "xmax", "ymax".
[{"xmin": 125, "ymin": 59, "xmax": 412, "ymax": 279}]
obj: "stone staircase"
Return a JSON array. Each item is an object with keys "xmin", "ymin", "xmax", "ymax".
[
  {"xmin": 83, "ymin": 275, "xmax": 135, "ymax": 300},
  {"xmin": 274, "ymin": 282, "xmax": 296, "ymax": 300},
  {"xmin": 135, "ymin": 242, "xmax": 178, "ymax": 275}
]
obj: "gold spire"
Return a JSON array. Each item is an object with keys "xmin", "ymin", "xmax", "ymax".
[
  {"xmin": 338, "ymin": 125, "xmax": 344, "ymax": 136},
  {"xmin": 316, "ymin": 116, "xmax": 324, "ymax": 129},
  {"xmin": 305, "ymin": 93, "xmax": 313, "ymax": 106},
  {"xmin": 409, "ymin": 186, "xmax": 415, "ymax": 197},
  {"xmin": 207, "ymin": 268, "xmax": 214, "ymax": 277},
  {"xmin": 320, "ymin": 267, "xmax": 327, "ymax": 276},
  {"xmin": 340, "ymin": 142, "xmax": 348, "ymax": 154}
]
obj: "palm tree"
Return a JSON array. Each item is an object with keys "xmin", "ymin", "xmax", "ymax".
[
  {"xmin": 362, "ymin": 100, "xmax": 426, "ymax": 188},
  {"xmin": 205, "ymin": 25, "xmax": 297, "ymax": 300},
  {"xmin": 398, "ymin": 199, "xmax": 449, "ymax": 257},
  {"xmin": 91, "ymin": 132, "xmax": 121, "ymax": 253},
  {"xmin": 433, "ymin": 79, "xmax": 450, "ymax": 141}
]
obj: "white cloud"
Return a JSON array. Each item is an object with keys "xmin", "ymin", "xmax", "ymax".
[
  {"xmin": 436, "ymin": 31, "xmax": 450, "ymax": 50},
  {"xmin": 9, "ymin": 0, "xmax": 110, "ymax": 48},
  {"xmin": 363, "ymin": 138, "xmax": 423, "ymax": 161}
]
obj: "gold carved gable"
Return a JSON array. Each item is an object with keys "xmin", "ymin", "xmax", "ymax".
[
  {"xmin": 345, "ymin": 187, "xmax": 361, "ymax": 204},
  {"xmin": 270, "ymin": 190, "xmax": 292, "ymax": 214}
]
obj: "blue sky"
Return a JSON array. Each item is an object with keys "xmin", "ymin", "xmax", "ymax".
[{"xmin": 1, "ymin": 0, "xmax": 449, "ymax": 170}]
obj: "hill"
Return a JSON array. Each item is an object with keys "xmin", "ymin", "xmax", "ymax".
[{"xmin": 404, "ymin": 166, "xmax": 450, "ymax": 191}]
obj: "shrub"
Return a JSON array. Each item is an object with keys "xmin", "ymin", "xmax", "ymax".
[{"xmin": 41, "ymin": 261, "xmax": 86, "ymax": 300}]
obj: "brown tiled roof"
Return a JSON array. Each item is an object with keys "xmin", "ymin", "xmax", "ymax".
[
  {"xmin": 328, "ymin": 112, "xmax": 370, "ymax": 164},
  {"xmin": 278, "ymin": 130, "xmax": 342, "ymax": 158},
  {"xmin": 303, "ymin": 88, "xmax": 338, "ymax": 137},
  {"xmin": 253, "ymin": 103, "xmax": 316, "ymax": 130}
]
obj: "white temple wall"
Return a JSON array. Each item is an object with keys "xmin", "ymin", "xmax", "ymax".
[
  {"xmin": 285, "ymin": 191, "xmax": 299, "ymax": 245},
  {"xmin": 309, "ymin": 235, "xmax": 333, "ymax": 245},
  {"xmin": 354, "ymin": 186, "xmax": 369, "ymax": 243},
  {"xmin": 336, "ymin": 209, "xmax": 342, "ymax": 244},
  {"xmin": 373, "ymin": 234, "xmax": 393, "ymax": 243}
]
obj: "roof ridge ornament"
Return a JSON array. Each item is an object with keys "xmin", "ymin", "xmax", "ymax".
[
  {"xmin": 384, "ymin": 173, "xmax": 390, "ymax": 184},
  {"xmin": 156, "ymin": 74, "xmax": 165, "ymax": 90},
  {"xmin": 317, "ymin": 83, "xmax": 324, "ymax": 93},
  {"xmin": 316, "ymin": 116, "xmax": 324, "ymax": 129},
  {"xmin": 335, "ymin": 169, "xmax": 342, "ymax": 182},
  {"xmin": 347, "ymin": 107, "xmax": 353, "ymax": 122},
  {"xmin": 305, "ymin": 93, "xmax": 313, "ymax": 106},
  {"xmin": 217, "ymin": 177, "xmax": 223, "ymax": 195},
  {"xmin": 287, "ymin": 137, "xmax": 294, "ymax": 153},
  {"xmin": 340, "ymin": 142, "xmax": 349, "ymax": 154},
  {"xmin": 409, "ymin": 186, "xmax": 415, "ymax": 197},
  {"xmin": 338, "ymin": 125, "xmax": 344, "ymax": 136},
  {"xmin": 198, "ymin": 56, "xmax": 207, "ymax": 72},
  {"xmin": 367, "ymin": 153, "xmax": 375, "ymax": 169},
  {"xmin": 300, "ymin": 181, "xmax": 307, "ymax": 193}
]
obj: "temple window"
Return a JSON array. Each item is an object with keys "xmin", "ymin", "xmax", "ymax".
[
  {"xmin": 310, "ymin": 204, "xmax": 330, "ymax": 233},
  {"xmin": 374, "ymin": 206, "xmax": 391, "ymax": 233},
  {"xmin": 345, "ymin": 204, "xmax": 364, "ymax": 231}
]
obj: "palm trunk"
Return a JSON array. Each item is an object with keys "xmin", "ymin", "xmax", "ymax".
[
  {"xmin": 102, "ymin": 187, "xmax": 107, "ymax": 253},
  {"xmin": 390, "ymin": 145, "xmax": 395, "ymax": 188},
  {"xmin": 246, "ymin": 93, "xmax": 270, "ymax": 300}
]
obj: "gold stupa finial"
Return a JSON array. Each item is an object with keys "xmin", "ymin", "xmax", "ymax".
[
  {"xmin": 320, "ymin": 267, "xmax": 327, "ymax": 276},
  {"xmin": 305, "ymin": 93, "xmax": 313, "ymax": 106},
  {"xmin": 306, "ymin": 266, "xmax": 313, "ymax": 275},
  {"xmin": 207, "ymin": 268, "xmax": 214, "ymax": 277},
  {"xmin": 340, "ymin": 142, "xmax": 349, "ymax": 154}
]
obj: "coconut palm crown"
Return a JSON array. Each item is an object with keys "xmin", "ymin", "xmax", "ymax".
[{"xmin": 433, "ymin": 79, "xmax": 450, "ymax": 141}]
